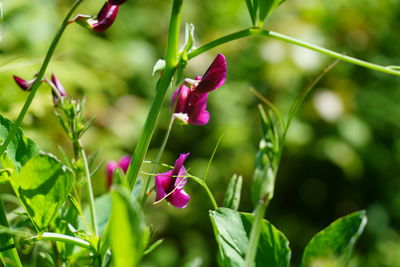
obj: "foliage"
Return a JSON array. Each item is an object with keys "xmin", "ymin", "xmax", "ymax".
[{"xmin": 0, "ymin": 0, "xmax": 399, "ymax": 266}]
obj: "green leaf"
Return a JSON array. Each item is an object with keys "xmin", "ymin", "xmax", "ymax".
[
  {"xmin": 0, "ymin": 115, "xmax": 40, "ymax": 172},
  {"xmin": 259, "ymin": 0, "xmax": 286, "ymax": 25},
  {"xmin": 111, "ymin": 187, "xmax": 149, "ymax": 267},
  {"xmin": 209, "ymin": 207, "xmax": 291, "ymax": 267},
  {"xmin": 143, "ymin": 239, "xmax": 163, "ymax": 255},
  {"xmin": 10, "ymin": 154, "xmax": 74, "ymax": 232},
  {"xmin": 223, "ymin": 174, "xmax": 243, "ymax": 210},
  {"xmin": 300, "ymin": 210, "xmax": 367, "ymax": 267},
  {"xmin": 245, "ymin": 0, "xmax": 257, "ymax": 26}
]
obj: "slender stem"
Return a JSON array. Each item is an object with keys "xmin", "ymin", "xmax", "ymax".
[
  {"xmin": 166, "ymin": 0, "xmax": 183, "ymax": 68},
  {"xmin": 50, "ymin": 239, "xmax": 61, "ymax": 267},
  {"xmin": 188, "ymin": 28, "xmax": 260, "ymax": 59},
  {"xmin": 188, "ymin": 27, "xmax": 400, "ymax": 77},
  {"xmin": 29, "ymin": 232, "xmax": 95, "ymax": 253},
  {"xmin": 100, "ymin": 0, "xmax": 184, "ymax": 263},
  {"xmin": 244, "ymin": 200, "xmax": 269, "ymax": 267},
  {"xmin": 125, "ymin": 0, "xmax": 183, "ymax": 190},
  {"xmin": 188, "ymin": 175, "xmax": 218, "ymax": 210},
  {"xmin": 141, "ymin": 116, "xmax": 175, "ymax": 206},
  {"xmin": 125, "ymin": 69, "xmax": 175, "ymax": 189},
  {"xmin": 0, "ymin": 198, "xmax": 22, "ymax": 267},
  {"xmin": 79, "ymin": 143, "xmax": 98, "ymax": 236},
  {"xmin": 0, "ymin": 0, "xmax": 84, "ymax": 157},
  {"xmin": 262, "ymin": 30, "xmax": 400, "ymax": 76}
]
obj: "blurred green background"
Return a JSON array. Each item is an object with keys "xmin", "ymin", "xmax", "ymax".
[{"xmin": 1, "ymin": 0, "xmax": 400, "ymax": 266}]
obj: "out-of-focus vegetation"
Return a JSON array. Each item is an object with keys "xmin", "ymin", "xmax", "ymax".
[{"xmin": 1, "ymin": 0, "xmax": 400, "ymax": 266}]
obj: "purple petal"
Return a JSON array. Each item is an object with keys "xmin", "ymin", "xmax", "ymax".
[
  {"xmin": 168, "ymin": 189, "xmax": 190, "ymax": 209},
  {"xmin": 174, "ymin": 166, "xmax": 188, "ymax": 189},
  {"xmin": 195, "ymin": 54, "xmax": 226, "ymax": 93},
  {"xmin": 13, "ymin": 75, "xmax": 34, "ymax": 91},
  {"xmin": 155, "ymin": 170, "xmax": 174, "ymax": 201},
  {"xmin": 106, "ymin": 161, "xmax": 118, "ymax": 189},
  {"xmin": 171, "ymin": 85, "xmax": 191, "ymax": 113},
  {"xmin": 187, "ymin": 92, "xmax": 210, "ymax": 125},
  {"xmin": 93, "ymin": 3, "xmax": 119, "ymax": 32},
  {"xmin": 118, "ymin": 155, "xmax": 131, "ymax": 173},
  {"xmin": 172, "ymin": 153, "xmax": 190, "ymax": 175}
]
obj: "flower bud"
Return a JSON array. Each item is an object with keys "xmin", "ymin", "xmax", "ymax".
[
  {"xmin": 107, "ymin": 0, "xmax": 127, "ymax": 5},
  {"xmin": 12, "ymin": 75, "xmax": 36, "ymax": 91},
  {"xmin": 72, "ymin": 3, "xmax": 119, "ymax": 32},
  {"xmin": 49, "ymin": 74, "xmax": 66, "ymax": 105}
]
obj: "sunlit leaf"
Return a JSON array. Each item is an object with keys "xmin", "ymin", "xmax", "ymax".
[
  {"xmin": 301, "ymin": 210, "xmax": 367, "ymax": 267},
  {"xmin": 0, "ymin": 115, "xmax": 40, "ymax": 172},
  {"xmin": 10, "ymin": 154, "xmax": 74, "ymax": 232},
  {"xmin": 111, "ymin": 187, "xmax": 149, "ymax": 267},
  {"xmin": 259, "ymin": 0, "xmax": 286, "ymax": 25},
  {"xmin": 210, "ymin": 207, "xmax": 291, "ymax": 267}
]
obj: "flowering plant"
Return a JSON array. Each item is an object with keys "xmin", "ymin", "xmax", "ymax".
[{"xmin": 0, "ymin": 0, "xmax": 399, "ymax": 266}]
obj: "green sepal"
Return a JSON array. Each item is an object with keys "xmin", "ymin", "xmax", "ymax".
[{"xmin": 223, "ymin": 174, "xmax": 243, "ymax": 210}]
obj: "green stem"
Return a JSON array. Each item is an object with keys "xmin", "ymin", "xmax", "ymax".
[
  {"xmin": 188, "ymin": 28, "xmax": 259, "ymax": 59},
  {"xmin": 141, "ymin": 116, "xmax": 175, "ymax": 206},
  {"xmin": 188, "ymin": 175, "xmax": 218, "ymax": 210},
  {"xmin": 100, "ymin": 0, "xmax": 184, "ymax": 263},
  {"xmin": 188, "ymin": 27, "xmax": 400, "ymax": 76},
  {"xmin": 29, "ymin": 232, "xmax": 95, "ymax": 253},
  {"xmin": 79, "ymin": 143, "xmax": 98, "ymax": 236},
  {"xmin": 0, "ymin": 198, "xmax": 22, "ymax": 267},
  {"xmin": 125, "ymin": 0, "xmax": 183, "ymax": 190},
  {"xmin": 262, "ymin": 30, "xmax": 400, "ymax": 76},
  {"xmin": 244, "ymin": 200, "xmax": 269, "ymax": 267},
  {"xmin": 0, "ymin": 0, "xmax": 84, "ymax": 158}
]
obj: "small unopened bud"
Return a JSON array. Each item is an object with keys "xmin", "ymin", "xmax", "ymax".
[
  {"xmin": 71, "ymin": 3, "xmax": 119, "ymax": 32},
  {"xmin": 46, "ymin": 73, "xmax": 66, "ymax": 105},
  {"xmin": 12, "ymin": 75, "xmax": 36, "ymax": 91}
]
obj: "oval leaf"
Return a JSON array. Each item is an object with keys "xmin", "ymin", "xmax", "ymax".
[
  {"xmin": 10, "ymin": 154, "xmax": 74, "ymax": 232},
  {"xmin": 210, "ymin": 207, "xmax": 291, "ymax": 267},
  {"xmin": 301, "ymin": 210, "xmax": 367, "ymax": 267}
]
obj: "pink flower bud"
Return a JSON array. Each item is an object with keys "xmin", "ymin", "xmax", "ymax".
[
  {"xmin": 12, "ymin": 75, "xmax": 36, "ymax": 91},
  {"xmin": 71, "ymin": 3, "xmax": 119, "ymax": 32},
  {"xmin": 106, "ymin": 156, "xmax": 131, "ymax": 190},
  {"xmin": 49, "ymin": 74, "xmax": 66, "ymax": 105}
]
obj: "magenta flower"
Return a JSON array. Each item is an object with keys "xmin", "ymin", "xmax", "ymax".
[
  {"xmin": 107, "ymin": 0, "xmax": 127, "ymax": 5},
  {"xmin": 155, "ymin": 153, "xmax": 190, "ymax": 209},
  {"xmin": 172, "ymin": 54, "xmax": 226, "ymax": 125},
  {"xmin": 70, "ymin": 3, "xmax": 119, "ymax": 32},
  {"xmin": 13, "ymin": 75, "xmax": 36, "ymax": 91},
  {"xmin": 106, "ymin": 155, "xmax": 131, "ymax": 189},
  {"xmin": 49, "ymin": 74, "xmax": 67, "ymax": 105}
]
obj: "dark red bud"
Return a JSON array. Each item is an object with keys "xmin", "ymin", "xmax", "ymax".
[
  {"xmin": 13, "ymin": 75, "xmax": 35, "ymax": 91},
  {"xmin": 92, "ymin": 3, "xmax": 119, "ymax": 32},
  {"xmin": 107, "ymin": 0, "xmax": 127, "ymax": 5}
]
